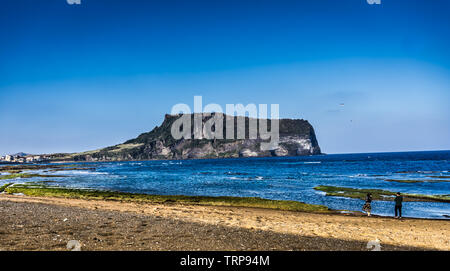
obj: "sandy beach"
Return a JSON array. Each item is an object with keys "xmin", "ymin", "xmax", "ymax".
[{"xmin": 0, "ymin": 194, "xmax": 448, "ymax": 251}]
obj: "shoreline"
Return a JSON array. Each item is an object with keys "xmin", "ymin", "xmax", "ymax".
[
  {"xmin": 3, "ymin": 149, "xmax": 449, "ymax": 165},
  {"xmin": 3, "ymin": 184, "xmax": 332, "ymax": 213},
  {"xmin": 0, "ymin": 193, "xmax": 449, "ymax": 250},
  {"xmin": 1, "ymin": 181, "xmax": 449, "ymax": 220},
  {"xmin": 1, "ymin": 159, "xmax": 449, "ymax": 220}
]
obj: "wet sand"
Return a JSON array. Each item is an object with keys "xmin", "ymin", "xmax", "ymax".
[{"xmin": 0, "ymin": 194, "xmax": 448, "ymax": 251}]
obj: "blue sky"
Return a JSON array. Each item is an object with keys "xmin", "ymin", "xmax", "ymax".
[{"xmin": 0, "ymin": 0, "xmax": 449, "ymax": 155}]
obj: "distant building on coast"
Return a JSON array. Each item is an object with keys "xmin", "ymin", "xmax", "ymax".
[
  {"xmin": 25, "ymin": 155, "xmax": 42, "ymax": 163},
  {"xmin": 0, "ymin": 154, "xmax": 46, "ymax": 163}
]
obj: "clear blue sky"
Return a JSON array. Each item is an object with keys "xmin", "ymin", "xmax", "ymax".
[{"xmin": 1, "ymin": 0, "xmax": 449, "ymax": 155}]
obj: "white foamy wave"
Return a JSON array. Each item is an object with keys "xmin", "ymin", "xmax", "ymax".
[
  {"xmin": 340, "ymin": 210, "xmax": 357, "ymax": 214},
  {"xmin": 162, "ymin": 161, "xmax": 182, "ymax": 166},
  {"xmin": 349, "ymin": 174, "xmax": 369, "ymax": 178},
  {"xmin": 55, "ymin": 170, "xmax": 108, "ymax": 176},
  {"xmin": 280, "ymin": 161, "xmax": 322, "ymax": 165}
]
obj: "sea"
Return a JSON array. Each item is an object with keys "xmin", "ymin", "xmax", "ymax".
[{"xmin": 1, "ymin": 150, "xmax": 449, "ymax": 219}]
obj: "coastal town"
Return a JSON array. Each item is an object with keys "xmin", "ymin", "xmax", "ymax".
[{"xmin": 0, "ymin": 153, "xmax": 49, "ymax": 163}]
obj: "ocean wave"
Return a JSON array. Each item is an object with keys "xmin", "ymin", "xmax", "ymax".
[
  {"xmin": 55, "ymin": 170, "xmax": 108, "ymax": 175},
  {"xmin": 161, "ymin": 161, "xmax": 183, "ymax": 166},
  {"xmin": 228, "ymin": 176, "xmax": 240, "ymax": 180},
  {"xmin": 225, "ymin": 172, "xmax": 249, "ymax": 176},
  {"xmin": 226, "ymin": 176, "xmax": 251, "ymax": 181},
  {"xmin": 279, "ymin": 161, "xmax": 322, "ymax": 165},
  {"xmin": 349, "ymin": 174, "xmax": 369, "ymax": 178},
  {"xmin": 396, "ymin": 170, "xmax": 441, "ymax": 174}
]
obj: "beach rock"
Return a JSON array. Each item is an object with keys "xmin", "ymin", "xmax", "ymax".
[
  {"xmin": 239, "ymin": 149, "xmax": 259, "ymax": 157},
  {"xmin": 272, "ymin": 146, "xmax": 289, "ymax": 156}
]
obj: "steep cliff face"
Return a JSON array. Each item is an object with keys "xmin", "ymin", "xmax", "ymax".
[{"xmin": 65, "ymin": 114, "xmax": 321, "ymax": 161}]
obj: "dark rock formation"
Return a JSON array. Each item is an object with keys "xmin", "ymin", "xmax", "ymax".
[{"xmin": 61, "ymin": 113, "xmax": 321, "ymax": 161}]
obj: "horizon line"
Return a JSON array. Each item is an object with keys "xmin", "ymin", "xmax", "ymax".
[{"xmin": 2, "ymin": 149, "xmax": 449, "ymax": 158}]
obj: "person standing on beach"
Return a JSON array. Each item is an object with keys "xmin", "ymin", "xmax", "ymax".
[
  {"xmin": 394, "ymin": 192, "xmax": 403, "ymax": 218},
  {"xmin": 362, "ymin": 193, "xmax": 372, "ymax": 216}
]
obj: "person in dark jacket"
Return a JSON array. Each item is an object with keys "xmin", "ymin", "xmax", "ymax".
[
  {"xmin": 362, "ymin": 193, "xmax": 372, "ymax": 216},
  {"xmin": 394, "ymin": 192, "xmax": 403, "ymax": 218}
]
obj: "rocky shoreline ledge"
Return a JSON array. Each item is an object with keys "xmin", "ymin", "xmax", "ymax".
[{"xmin": 1, "ymin": 194, "xmax": 448, "ymax": 251}]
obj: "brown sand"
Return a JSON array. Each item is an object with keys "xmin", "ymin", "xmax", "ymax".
[{"xmin": 0, "ymin": 194, "xmax": 448, "ymax": 251}]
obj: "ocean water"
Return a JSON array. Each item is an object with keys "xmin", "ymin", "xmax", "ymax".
[{"xmin": 2, "ymin": 150, "xmax": 450, "ymax": 219}]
